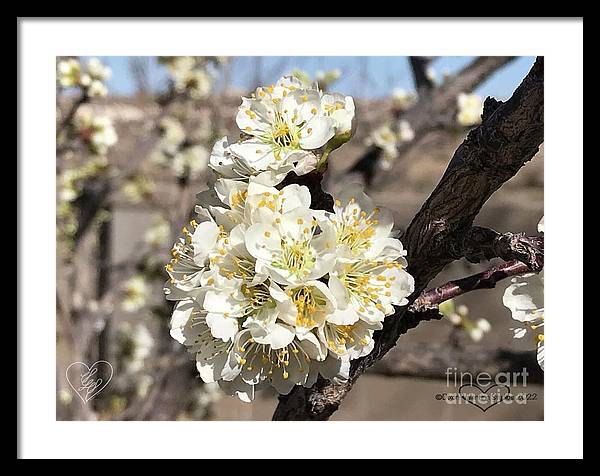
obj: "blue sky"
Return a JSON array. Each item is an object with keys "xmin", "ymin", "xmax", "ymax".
[{"xmin": 83, "ymin": 56, "xmax": 536, "ymax": 100}]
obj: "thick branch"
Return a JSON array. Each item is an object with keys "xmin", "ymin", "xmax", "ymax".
[
  {"xmin": 453, "ymin": 227, "xmax": 544, "ymax": 271},
  {"xmin": 404, "ymin": 57, "xmax": 543, "ymax": 288},
  {"xmin": 370, "ymin": 342, "xmax": 544, "ymax": 385},
  {"xmin": 273, "ymin": 57, "xmax": 544, "ymax": 421}
]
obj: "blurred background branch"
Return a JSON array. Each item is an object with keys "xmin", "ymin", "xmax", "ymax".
[
  {"xmin": 370, "ymin": 342, "xmax": 544, "ymax": 384},
  {"xmin": 348, "ymin": 56, "xmax": 516, "ymax": 187}
]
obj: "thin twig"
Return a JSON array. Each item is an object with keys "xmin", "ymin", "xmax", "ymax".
[{"xmin": 410, "ymin": 260, "xmax": 536, "ymax": 313}]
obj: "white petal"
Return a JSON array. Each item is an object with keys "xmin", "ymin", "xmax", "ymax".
[
  {"xmin": 245, "ymin": 223, "xmax": 281, "ymax": 261},
  {"xmin": 328, "ymin": 274, "xmax": 350, "ymax": 308},
  {"xmin": 280, "ymin": 208, "xmax": 315, "ymax": 242},
  {"xmin": 386, "ymin": 267, "xmax": 415, "ymax": 307},
  {"xmin": 253, "ymin": 167, "xmax": 294, "ymax": 186},
  {"xmin": 503, "ymin": 273, "xmax": 544, "ymax": 322},
  {"xmin": 228, "ymin": 140, "xmax": 277, "ymax": 170},
  {"xmin": 297, "ymin": 331, "xmax": 327, "ymax": 361},
  {"xmin": 298, "ymin": 116, "xmax": 336, "ymax": 149},
  {"xmin": 196, "ymin": 352, "xmax": 228, "ymax": 383},
  {"xmin": 251, "ymin": 322, "xmax": 295, "ymax": 350},
  {"xmin": 205, "ymin": 312, "xmax": 239, "ymax": 342},
  {"xmin": 308, "ymin": 251, "xmax": 336, "ymax": 281},
  {"xmin": 214, "ymin": 178, "xmax": 248, "ymax": 208},
  {"xmin": 326, "ymin": 307, "xmax": 360, "ymax": 325},
  {"xmin": 192, "ymin": 221, "xmax": 219, "ymax": 264},
  {"xmin": 235, "ymin": 98, "xmax": 272, "ymax": 135},
  {"xmin": 537, "ymin": 341, "xmax": 545, "ymax": 371},
  {"xmin": 169, "ymin": 299, "xmax": 195, "ymax": 344},
  {"xmin": 291, "ymin": 152, "xmax": 318, "ymax": 176},
  {"xmin": 279, "ymin": 184, "xmax": 312, "ymax": 211},
  {"xmin": 218, "ymin": 376, "xmax": 255, "ymax": 402}
]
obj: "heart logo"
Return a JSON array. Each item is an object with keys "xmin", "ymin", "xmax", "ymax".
[
  {"xmin": 458, "ymin": 384, "xmax": 510, "ymax": 412},
  {"xmin": 66, "ymin": 361, "xmax": 113, "ymax": 403}
]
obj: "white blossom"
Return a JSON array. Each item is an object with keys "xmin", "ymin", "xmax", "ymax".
[
  {"xmin": 122, "ymin": 275, "xmax": 150, "ymax": 312},
  {"xmin": 208, "ymin": 76, "xmax": 354, "ymax": 186},
  {"xmin": 144, "ymin": 217, "xmax": 171, "ymax": 248},
  {"xmin": 439, "ymin": 300, "xmax": 491, "ymax": 342},
  {"xmin": 232, "ymin": 77, "xmax": 335, "ymax": 172},
  {"xmin": 365, "ymin": 120, "xmax": 414, "ymax": 171},
  {"xmin": 74, "ymin": 112, "xmax": 118, "ymax": 155},
  {"xmin": 164, "ymin": 212, "xmax": 222, "ymax": 293},
  {"xmin": 245, "ymin": 202, "xmax": 337, "ymax": 286},
  {"xmin": 321, "ymin": 92, "xmax": 355, "ymax": 135},
  {"xmin": 503, "ymin": 270, "xmax": 544, "ymax": 370},
  {"xmin": 59, "ymin": 170, "xmax": 81, "ymax": 202},
  {"xmin": 123, "ymin": 323, "xmax": 155, "ymax": 373},
  {"xmin": 457, "ymin": 92, "xmax": 484, "ymax": 127},
  {"xmin": 151, "ymin": 116, "xmax": 212, "ymax": 179},
  {"xmin": 86, "ymin": 57, "xmax": 112, "ymax": 82},
  {"xmin": 166, "ymin": 81, "xmax": 412, "ymax": 402},
  {"xmin": 315, "ymin": 68, "xmax": 342, "ymax": 89},
  {"xmin": 323, "ymin": 184, "xmax": 414, "ymax": 322},
  {"xmin": 166, "ymin": 178, "xmax": 413, "ymax": 401},
  {"xmin": 468, "ymin": 317, "xmax": 493, "ymax": 343},
  {"xmin": 163, "ymin": 56, "xmax": 213, "ymax": 99},
  {"xmin": 169, "ymin": 299, "xmax": 241, "ymax": 386},
  {"xmin": 58, "ymin": 57, "xmax": 111, "ymax": 96},
  {"xmin": 365, "ymin": 124, "xmax": 398, "ymax": 169},
  {"xmin": 159, "ymin": 117, "xmax": 186, "ymax": 150},
  {"xmin": 391, "ymin": 88, "xmax": 418, "ymax": 110},
  {"xmin": 397, "ymin": 119, "xmax": 415, "ymax": 143},
  {"xmin": 426, "ymin": 66, "xmax": 437, "ymax": 83},
  {"xmin": 209, "ymin": 135, "xmax": 295, "ymax": 186},
  {"xmin": 173, "ymin": 144, "xmax": 209, "ymax": 179},
  {"xmin": 87, "ymin": 80, "xmax": 108, "ymax": 98},
  {"xmin": 57, "ymin": 58, "xmax": 83, "ymax": 88},
  {"xmin": 122, "ymin": 176, "xmax": 155, "ymax": 204},
  {"xmin": 58, "ymin": 388, "xmax": 73, "ymax": 405},
  {"xmin": 178, "ymin": 68, "xmax": 212, "ymax": 99}
]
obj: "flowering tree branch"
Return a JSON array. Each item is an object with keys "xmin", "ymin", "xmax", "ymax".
[
  {"xmin": 370, "ymin": 342, "xmax": 544, "ymax": 385},
  {"xmin": 272, "ymin": 56, "xmax": 544, "ymax": 421}
]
